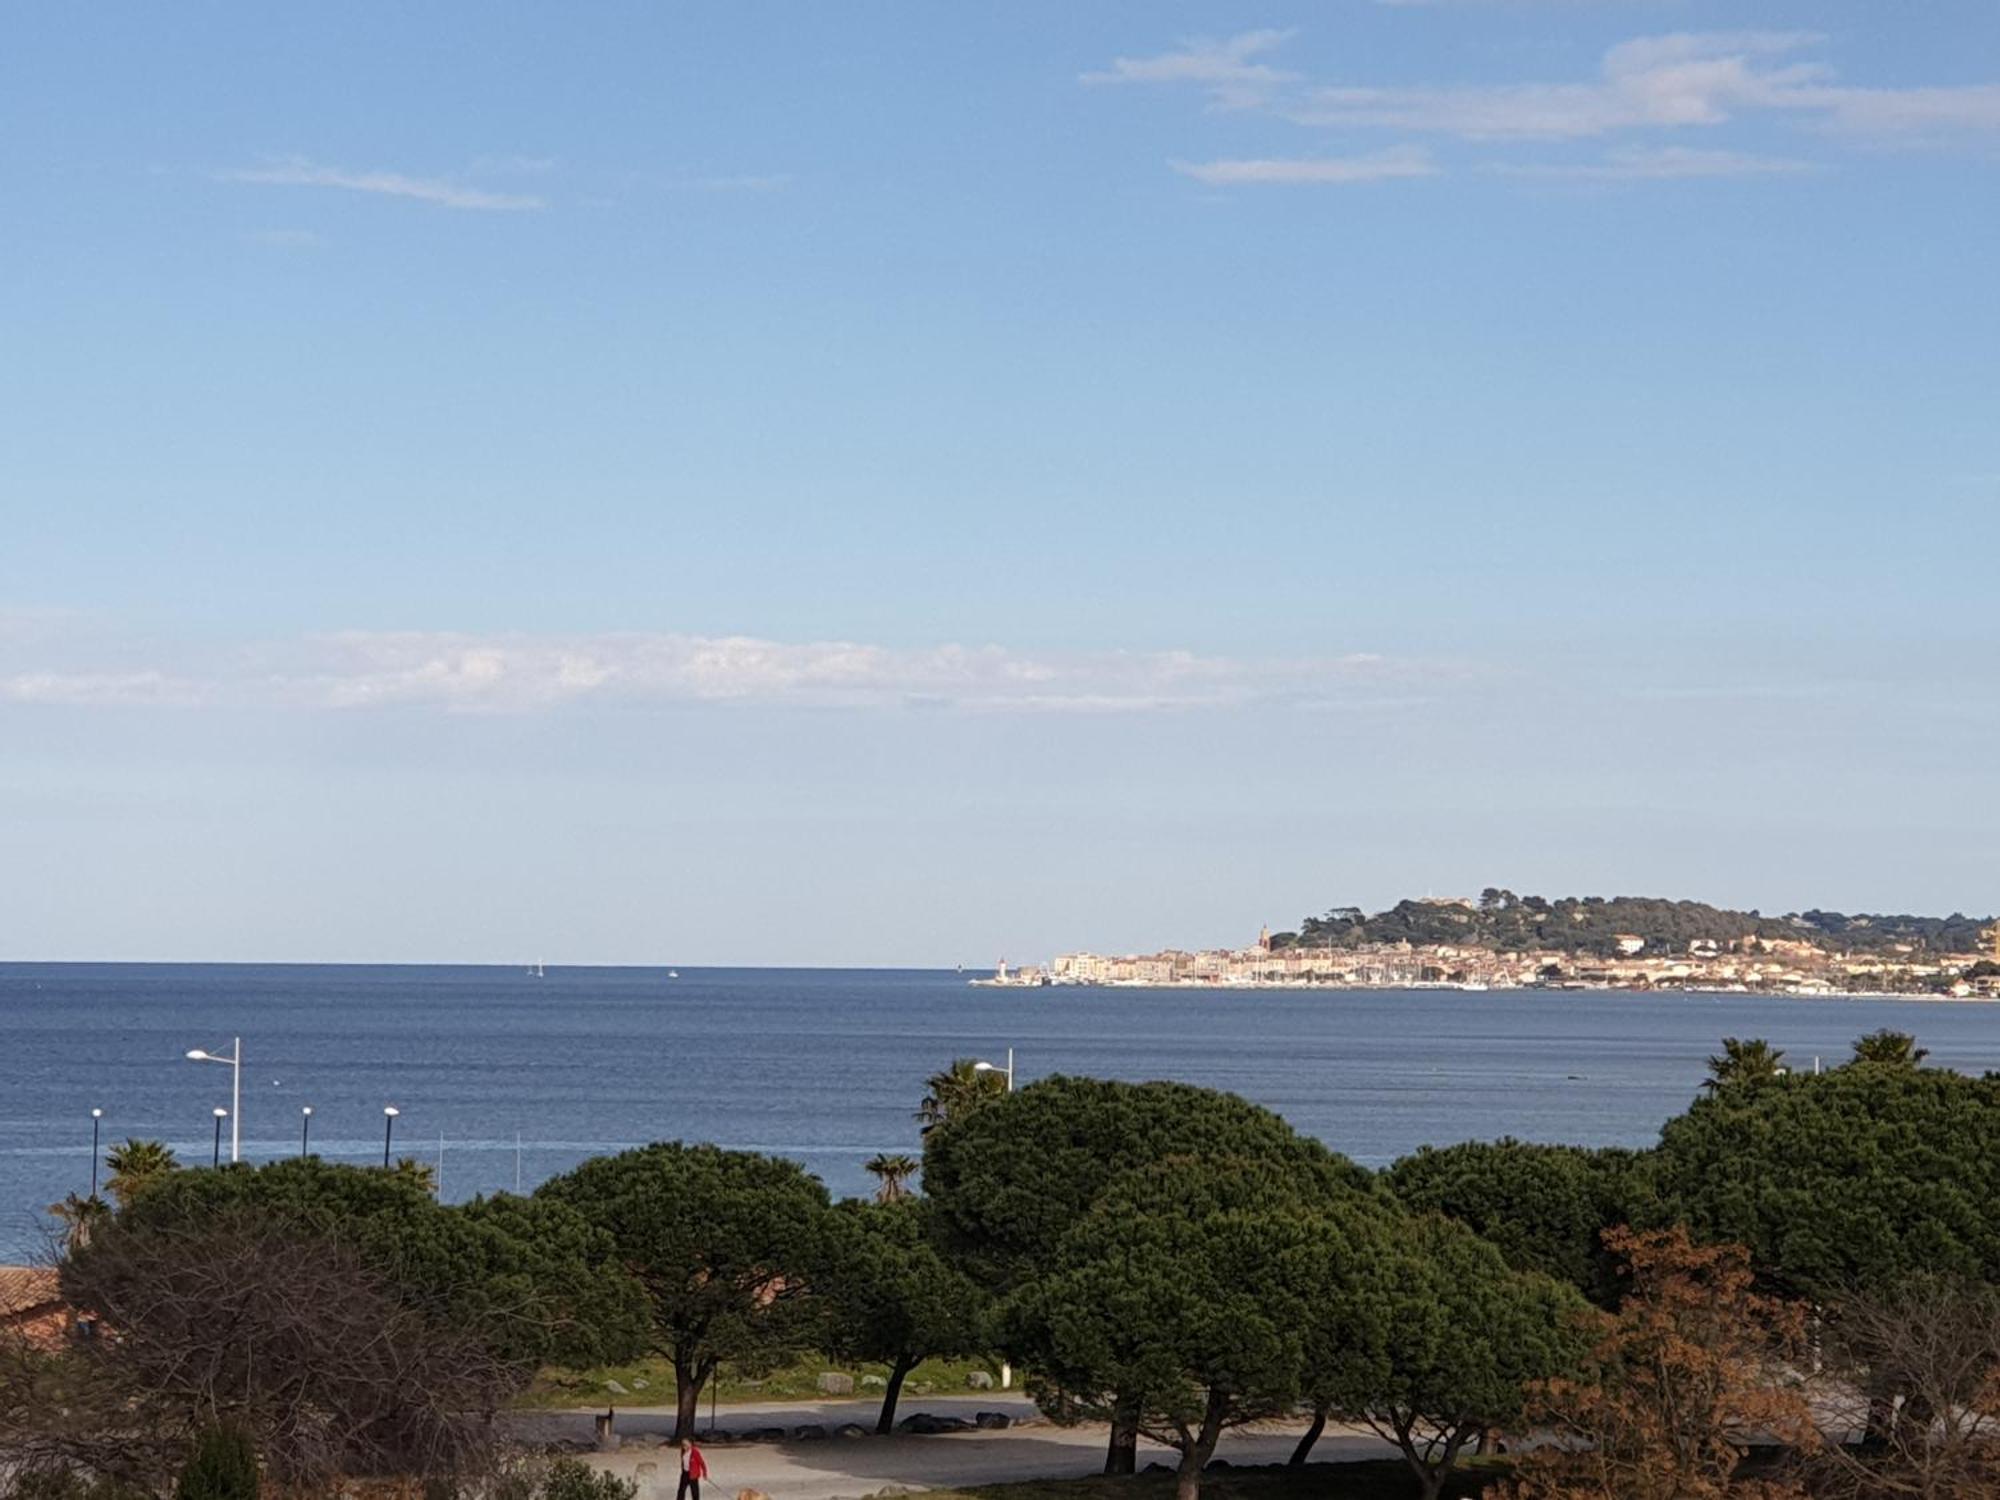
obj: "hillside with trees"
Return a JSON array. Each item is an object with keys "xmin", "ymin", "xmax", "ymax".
[{"xmin": 1269, "ymin": 889, "xmax": 1994, "ymax": 960}]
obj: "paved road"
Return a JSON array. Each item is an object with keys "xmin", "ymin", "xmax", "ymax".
[{"xmin": 517, "ymin": 1400, "xmax": 1398, "ymax": 1500}]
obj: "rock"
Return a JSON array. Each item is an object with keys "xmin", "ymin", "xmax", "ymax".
[
  {"xmin": 860, "ymin": 1374, "xmax": 887, "ymax": 1389},
  {"xmin": 833, "ymin": 1423, "xmax": 870, "ymax": 1440},
  {"xmin": 1206, "ymin": 1459, "xmax": 1232, "ymax": 1471},
  {"xmin": 816, "ymin": 1371, "xmax": 856, "ymax": 1396},
  {"xmin": 899, "ymin": 1414, "xmax": 974, "ymax": 1435},
  {"xmin": 965, "ymin": 1370, "xmax": 994, "ymax": 1390},
  {"xmin": 741, "ymin": 1427, "xmax": 786, "ymax": 1443},
  {"xmin": 631, "ymin": 1378, "xmax": 650, "ymax": 1390},
  {"xmin": 973, "ymin": 1412, "xmax": 1011, "ymax": 1430},
  {"xmin": 792, "ymin": 1424, "xmax": 827, "ymax": 1441},
  {"xmin": 605, "ymin": 1380, "xmax": 630, "ymax": 1397}
]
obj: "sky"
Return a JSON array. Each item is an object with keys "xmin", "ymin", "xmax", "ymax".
[{"xmin": 3, "ymin": 3, "xmax": 1998, "ymax": 965}]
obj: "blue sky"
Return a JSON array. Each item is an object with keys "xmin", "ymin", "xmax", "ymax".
[{"xmin": 4, "ymin": 4, "xmax": 1997, "ymax": 964}]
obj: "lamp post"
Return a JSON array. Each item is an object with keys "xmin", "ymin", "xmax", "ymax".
[
  {"xmin": 382, "ymin": 1106, "xmax": 399, "ymax": 1168},
  {"xmin": 972, "ymin": 1048, "xmax": 1015, "ymax": 1092},
  {"xmin": 89, "ymin": 1108, "xmax": 103, "ymax": 1198},
  {"xmin": 301, "ymin": 1106, "xmax": 313, "ymax": 1159},
  {"xmin": 211, "ymin": 1108, "xmax": 228, "ymax": 1168},
  {"xmin": 185, "ymin": 1038, "xmax": 242, "ymax": 1163},
  {"xmin": 973, "ymin": 1048, "xmax": 1016, "ymax": 1389}
]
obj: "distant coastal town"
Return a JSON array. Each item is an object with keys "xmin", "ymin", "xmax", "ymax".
[{"xmin": 976, "ymin": 890, "xmax": 2000, "ymax": 998}]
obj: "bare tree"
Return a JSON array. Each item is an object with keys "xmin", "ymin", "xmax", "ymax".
[
  {"xmin": 59, "ymin": 1209, "xmax": 519, "ymax": 1489},
  {"xmin": 1813, "ymin": 1277, "xmax": 2000, "ymax": 1500}
]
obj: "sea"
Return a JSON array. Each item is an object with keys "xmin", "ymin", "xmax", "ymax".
[{"xmin": 3, "ymin": 962, "xmax": 1997, "ymax": 1261}]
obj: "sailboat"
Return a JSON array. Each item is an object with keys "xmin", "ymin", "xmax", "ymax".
[
  {"xmin": 667, "ymin": 969, "xmax": 680, "ymax": 979},
  {"xmin": 528, "ymin": 960, "xmax": 545, "ymax": 978}
]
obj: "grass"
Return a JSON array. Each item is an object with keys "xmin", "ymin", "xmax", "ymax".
[
  {"xmin": 522, "ymin": 1353, "xmax": 1005, "ymax": 1408},
  {"xmin": 932, "ymin": 1458, "xmax": 1510, "ymax": 1500}
]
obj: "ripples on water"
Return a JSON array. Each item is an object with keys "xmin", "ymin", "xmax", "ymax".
[{"xmin": 3, "ymin": 963, "xmax": 1996, "ymax": 1257}]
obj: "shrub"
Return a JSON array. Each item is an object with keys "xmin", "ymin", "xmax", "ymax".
[
  {"xmin": 173, "ymin": 1429, "xmax": 258, "ymax": 1500},
  {"xmin": 539, "ymin": 1460, "xmax": 637, "ymax": 1500}
]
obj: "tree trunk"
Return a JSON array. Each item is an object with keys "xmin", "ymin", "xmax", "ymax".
[
  {"xmin": 1289, "ymin": 1403, "xmax": 1328, "ymax": 1466},
  {"xmin": 1105, "ymin": 1397, "xmax": 1139, "ymax": 1475},
  {"xmin": 674, "ymin": 1354, "xmax": 711, "ymax": 1442},
  {"xmin": 876, "ymin": 1353, "xmax": 917, "ymax": 1436},
  {"xmin": 1174, "ymin": 1389, "xmax": 1230, "ymax": 1500},
  {"xmin": 1174, "ymin": 1449, "xmax": 1204, "ymax": 1500}
]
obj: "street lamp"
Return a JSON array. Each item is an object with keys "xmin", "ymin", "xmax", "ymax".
[
  {"xmin": 211, "ymin": 1107, "xmax": 228, "ymax": 1168},
  {"xmin": 974, "ymin": 1048, "xmax": 1017, "ymax": 1391},
  {"xmin": 185, "ymin": 1038, "xmax": 242, "ymax": 1163},
  {"xmin": 90, "ymin": 1108, "xmax": 103, "ymax": 1198},
  {"xmin": 382, "ymin": 1106, "xmax": 400, "ymax": 1168},
  {"xmin": 301, "ymin": 1106, "xmax": 313, "ymax": 1159},
  {"xmin": 972, "ymin": 1048, "xmax": 1016, "ymax": 1092}
]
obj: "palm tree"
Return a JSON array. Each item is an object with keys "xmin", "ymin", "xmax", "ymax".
[
  {"xmin": 915, "ymin": 1058, "xmax": 1007, "ymax": 1136},
  {"xmin": 1850, "ymin": 1029, "xmax": 1929, "ymax": 1067},
  {"xmin": 103, "ymin": 1138, "xmax": 180, "ymax": 1209},
  {"xmin": 389, "ymin": 1157, "xmax": 439, "ymax": 1195},
  {"xmin": 864, "ymin": 1153, "xmax": 920, "ymax": 1203},
  {"xmin": 1703, "ymin": 1037, "xmax": 1786, "ymax": 1092},
  {"xmin": 47, "ymin": 1192, "xmax": 108, "ymax": 1251}
]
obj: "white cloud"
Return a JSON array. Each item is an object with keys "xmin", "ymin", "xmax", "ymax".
[
  {"xmin": 0, "ymin": 630, "xmax": 1406, "ymax": 715},
  {"xmin": 1096, "ymin": 28, "xmax": 2000, "ymax": 169},
  {"xmin": 219, "ymin": 156, "xmax": 545, "ymax": 211},
  {"xmin": 1292, "ymin": 32, "xmax": 1828, "ymax": 140},
  {"xmin": 1082, "ymin": 29, "xmax": 1299, "ymax": 109},
  {"xmin": 1289, "ymin": 31, "xmax": 2000, "ymax": 143},
  {"xmin": 292, "ymin": 632, "xmax": 1394, "ymax": 713},
  {"xmin": 0, "ymin": 671, "xmax": 210, "ymax": 708},
  {"xmin": 1494, "ymin": 145, "xmax": 1816, "ymax": 180},
  {"xmin": 1173, "ymin": 146, "xmax": 1440, "ymax": 185}
]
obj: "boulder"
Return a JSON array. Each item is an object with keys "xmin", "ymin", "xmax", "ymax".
[
  {"xmin": 742, "ymin": 1427, "xmax": 786, "ymax": 1444},
  {"xmin": 791, "ymin": 1424, "xmax": 828, "ymax": 1442},
  {"xmin": 973, "ymin": 1412, "xmax": 1011, "ymax": 1430},
  {"xmin": 965, "ymin": 1371, "xmax": 994, "ymax": 1390},
  {"xmin": 816, "ymin": 1371, "xmax": 856, "ymax": 1397},
  {"xmin": 605, "ymin": 1379, "xmax": 630, "ymax": 1397},
  {"xmin": 833, "ymin": 1423, "xmax": 870, "ymax": 1440},
  {"xmin": 860, "ymin": 1374, "xmax": 887, "ymax": 1389}
]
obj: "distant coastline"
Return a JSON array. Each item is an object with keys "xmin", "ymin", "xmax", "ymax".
[{"xmin": 978, "ymin": 889, "xmax": 2000, "ymax": 1001}]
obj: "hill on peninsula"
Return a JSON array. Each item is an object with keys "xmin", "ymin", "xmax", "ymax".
[{"xmin": 1268, "ymin": 890, "xmax": 1995, "ymax": 961}]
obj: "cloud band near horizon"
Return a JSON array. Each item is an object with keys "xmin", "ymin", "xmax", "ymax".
[{"xmin": 0, "ymin": 629, "xmax": 1404, "ymax": 715}]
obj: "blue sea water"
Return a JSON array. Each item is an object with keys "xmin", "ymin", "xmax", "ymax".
[{"xmin": 3, "ymin": 963, "xmax": 1997, "ymax": 1259}]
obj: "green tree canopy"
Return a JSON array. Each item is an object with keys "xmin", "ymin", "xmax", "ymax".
[
  {"xmin": 103, "ymin": 1139, "xmax": 179, "ymax": 1210},
  {"xmin": 1325, "ymin": 1214, "xmax": 1588, "ymax": 1500},
  {"xmin": 96, "ymin": 1157, "xmax": 645, "ymax": 1367},
  {"xmin": 916, "ymin": 1058, "xmax": 1008, "ymax": 1136},
  {"xmin": 1384, "ymin": 1139, "xmax": 1639, "ymax": 1306},
  {"xmin": 1648, "ymin": 1064, "xmax": 2000, "ymax": 1301},
  {"xmin": 1703, "ymin": 1036, "xmax": 1787, "ymax": 1091},
  {"xmin": 818, "ymin": 1198, "xmax": 988, "ymax": 1433},
  {"xmin": 923, "ymin": 1075, "xmax": 1376, "ymax": 1291},
  {"xmin": 1003, "ymin": 1157, "xmax": 1359, "ymax": 1500},
  {"xmin": 1849, "ymin": 1029, "xmax": 1929, "ymax": 1067},
  {"xmin": 536, "ymin": 1142, "xmax": 831, "ymax": 1440},
  {"xmin": 863, "ymin": 1153, "xmax": 920, "ymax": 1203},
  {"xmin": 926, "ymin": 1081, "xmax": 1377, "ymax": 1475}
]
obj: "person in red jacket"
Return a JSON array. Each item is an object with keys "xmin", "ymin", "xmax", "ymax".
[{"xmin": 676, "ymin": 1438, "xmax": 708, "ymax": 1500}]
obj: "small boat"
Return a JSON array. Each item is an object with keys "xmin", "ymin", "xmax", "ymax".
[
  {"xmin": 667, "ymin": 969, "xmax": 680, "ymax": 979},
  {"xmin": 528, "ymin": 961, "xmax": 545, "ymax": 978}
]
